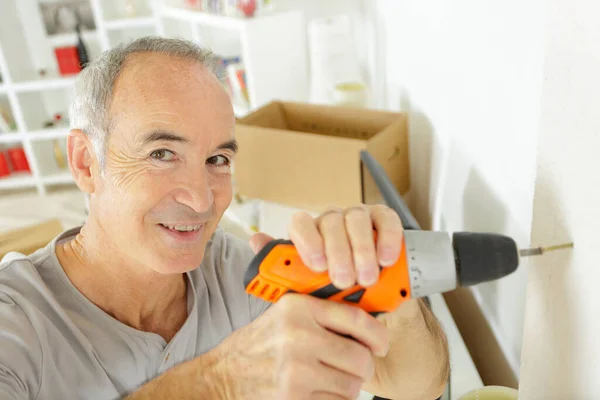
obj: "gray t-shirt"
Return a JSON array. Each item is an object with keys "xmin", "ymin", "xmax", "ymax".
[{"xmin": 0, "ymin": 226, "xmax": 270, "ymax": 400}]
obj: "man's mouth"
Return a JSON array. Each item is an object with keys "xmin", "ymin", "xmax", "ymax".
[{"xmin": 159, "ymin": 223, "xmax": 203, "ymax": 232}]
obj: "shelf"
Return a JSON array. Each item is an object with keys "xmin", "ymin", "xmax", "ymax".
[
  {"xmin": 49, "ymin": 30, "xmax": 98, "ymax": 47},
  {"xmin": 28, "ymin": 128, "xmax": 69, "ymax": 141},
  {"xmin": 12, "ymin": 77, "xmax": 77, "ymax": 93},
  {"xmin": 0, "ymin": 133, "xmax": 22, "ymax": 143},
  {"xmin": 0, "ymin": 172, "xmax": 36, "ymax": 190},
  {"xmin": 42, "ymin": 171, "xmax": 73, "ymax": 186},
  {"xmin": 104, "ymin": 17, "xmax": 156, "ymax": 30},
  {"xmin": 161, "ymin": 7, "xmax": 246, "ymax": 31}
]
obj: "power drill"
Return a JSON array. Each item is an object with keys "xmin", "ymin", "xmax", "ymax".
[{"xmin": 244, "ymin": 230, "xmax": 572, "ymax": 315}]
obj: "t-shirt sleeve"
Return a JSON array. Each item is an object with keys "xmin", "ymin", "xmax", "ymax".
[{"xmin": 0, "ymin": 290, "xmax": 42, "ymax": 399}]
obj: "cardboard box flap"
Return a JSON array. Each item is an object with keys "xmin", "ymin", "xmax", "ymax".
[
  {"xmin": 238, "ymin": 101, "xmax": 288, "ymax": 130},
  {"xmin": 281, "ymin": 102, "xmax": 398, "ymax": 140},
  {"xmin": 366, "ymin": 114, "xmax": 410, "ymax": 195}
]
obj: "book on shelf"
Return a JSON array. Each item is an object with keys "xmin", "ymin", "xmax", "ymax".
[
  {"xmin": 226, "ymin": 62, "xmax": 249, "ymax": 109},
  {"xmin": 215, "ymin": 55, "xmax": 250, "ymax": 110}
]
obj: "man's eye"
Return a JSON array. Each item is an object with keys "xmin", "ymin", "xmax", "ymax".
[
  {"xmin": 150, "ymin": 149, "xmax": 176, "ymax": 161},
  {"xmin": 207, "ymin": 155, "xmax": 231, "ymax": 166}
]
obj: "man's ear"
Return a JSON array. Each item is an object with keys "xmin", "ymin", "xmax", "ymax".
[{"xmin": 67, "ymin": 129, "xmax": 98, "ymax": 194}]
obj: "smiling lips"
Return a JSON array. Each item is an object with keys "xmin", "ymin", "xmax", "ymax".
[
  {"xmin": 159, "ymin": 223, "xmax": 203, "ymax": 232},
  {"xmin": 158, "ymin": 223, "xmax": 206, "ymax": 244}
]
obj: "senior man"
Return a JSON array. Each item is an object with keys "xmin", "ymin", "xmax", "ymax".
[{"xmin": 0, "ymin": 37, "xmax": 448, "ymax": 400}]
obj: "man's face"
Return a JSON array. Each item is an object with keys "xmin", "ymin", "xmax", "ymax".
[{"xmin": 89, "ymin": 52, "xmax": 236, "ymax": 274}]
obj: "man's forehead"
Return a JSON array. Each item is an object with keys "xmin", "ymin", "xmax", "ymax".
[
  {"xmin": 107, "ymin": 52, "xmax": 233, "ymax": 139},
  {"xmin": 111, "ymin": 52, "xmax": 216, "ymax": 102},
  {"xmin": 109, "ymin": 53, "xmax": 231, "ymax": 119}
]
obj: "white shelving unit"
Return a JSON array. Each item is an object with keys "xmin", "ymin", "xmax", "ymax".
[
  {"xmin": 158, "ymin": 3, "xmax": 308, "ymax": 116},
  {"xmin": 12, "ymin": 77, "xmax": 77, "ymax": 93},
  {"xmin": 0, "ymin": 0, "xmax": 308, "ymax": 195}
]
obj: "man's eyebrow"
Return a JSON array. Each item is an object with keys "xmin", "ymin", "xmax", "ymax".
[
  {"xmin": 142, "ymin": 130, "xmax": 190, "ymax": 145},
  {"xmin": 217, "ymin": 139, "xmax": 239, "ymax": 153}
]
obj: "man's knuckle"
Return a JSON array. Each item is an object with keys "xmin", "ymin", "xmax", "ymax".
[
  {"xmin": 278, "ymin": 293, "xmax": 300, "ymax": 312},
  {"xmin": 344, "ymin": 206, "xmax": 369, "ymax": 221},
  {"xmin": 318, "ymin": 211, "xmax": 343, "ymax": 228},
  {"xmin": 291, "ymin": 211, "xmax": 312, "ymax": 226},
  {"xmin": 389, "ymin": 207, "xmax": 402, "ymax": 220},
  {"xmin": 352, "ymin": 307, "xmax": 371, "ymax": 328},
  {"xmin": 372, "ymin": 204, "xmax": 389, "ymax": 214},
  {"xmin": 324, "ymin": 206, "xmax": 344, "ymax": 214},
  {"xmin": 309, "ymin": 297, "xmax": 329, "ymax": 321}
]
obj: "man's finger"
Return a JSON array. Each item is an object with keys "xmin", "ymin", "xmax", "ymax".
[
  {"xmin": 344, "ymin": 206, "xmax": 379, "ymax": 286},
  {"xmin": 316, "ymin": 329, "xmax": 375, "ymax": 381},
  {"xmin": 311, "ymin": 298, "xmax": 390, "ymax": 358},
  {"xmin": 371, "ymin": 205, "xmax": 404, "ymax": 267},
  {"xmin": 317, "ymin": 210, "xmax": 355, "ymax": 289},
  {"xmin": 288, "ymin": 211, "xmax": 327, "ymax": 272},
  {"xmin": 249, "ymin": 232, "xmax": 275, "ymax": 254}
]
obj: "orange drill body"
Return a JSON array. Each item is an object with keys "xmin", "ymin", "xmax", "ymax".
[{"xmin": 244, "ymin": 239, "xmax": 412, "ymax": 315}]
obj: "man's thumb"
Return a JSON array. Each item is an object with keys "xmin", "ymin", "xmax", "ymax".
[{"xmin": 249, "ymin": 232, "xmax": 275, "ymax": 254}]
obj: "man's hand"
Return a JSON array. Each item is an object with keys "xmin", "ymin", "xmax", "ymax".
[
  {"xmin": 250, "ymin": 204, "xmax": 404, "ymax": 289},
  {"xmin": 250, "ymin": 204, "xmax": 449, "ymax": 399},
  {"xmin": 205, "ymin": 204, "xmax": 399, "ymax": 399},
  {"xmin": 214, "ymin": 293, "xmax": 390, "ymax": 400}
]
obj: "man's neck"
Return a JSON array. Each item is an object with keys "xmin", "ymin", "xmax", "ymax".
[{"xmin": 55, "ymin": 223, "xmax": 188, "ymax": 342}]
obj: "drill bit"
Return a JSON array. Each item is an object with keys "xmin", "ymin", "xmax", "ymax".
[{"xmin": 519, "ymin": 242, "xmax": 574, "ymax": 257}]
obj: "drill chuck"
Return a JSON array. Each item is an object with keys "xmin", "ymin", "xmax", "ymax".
[{"xmin": 452, "ymin": 232, "xmax": 520, "ymax": 287}]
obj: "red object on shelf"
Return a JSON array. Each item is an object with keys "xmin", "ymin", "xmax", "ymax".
[
  {"xmin": 7, "ymin": 148, "xmax": 30, "ymax": 173},
  {"xmin": 0, "ymin": 152, "xmax": 10, "ymax": 177},
  {"xmin": 239, "ymin": 0, "xmax": 257, "ymax": 17},
  {"xmin": 55, "ymin": 46, "xmax": 82, "ymax": 76}
]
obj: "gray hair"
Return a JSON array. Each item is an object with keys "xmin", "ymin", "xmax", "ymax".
[{"xmin": 69, "ymin": 36, "xmax": 219, "ymax": 168}]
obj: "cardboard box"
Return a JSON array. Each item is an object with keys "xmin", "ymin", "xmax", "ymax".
[
  {"xmin": 234, "ymin": 101, "xmax": 410, "ymax": 211},
  {"xmin": 0, "ymin": 219, "xmax": 63, "ymax": 260}
]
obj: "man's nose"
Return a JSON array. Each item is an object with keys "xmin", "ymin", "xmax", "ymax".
[{"xmin": 174, "ymin": 169, "xmax": 214, "ymax": 214}]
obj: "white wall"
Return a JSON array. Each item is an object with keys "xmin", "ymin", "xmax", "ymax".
[
  {"xmin": 519, "ymin": 0, "xmax": 600, "ymax": 397},
  {"xmin": 373, "ymin": 0, "xmax": 546, "ymax": 375}
]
